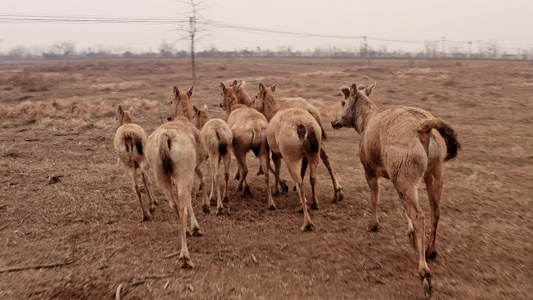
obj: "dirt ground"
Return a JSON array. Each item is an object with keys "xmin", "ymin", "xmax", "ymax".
[{"xmin": 0, "ymin": 58, "xmax": 532, "ymax": 299}]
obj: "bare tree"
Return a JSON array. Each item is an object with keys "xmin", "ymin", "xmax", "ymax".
[
  {"xmin": 54, "ymin": 41, "xmax": 76, "ymax": 61},
  {"xmin": 9, "ymin": 46, "xmax": 28, "ymax": 60},
  {"xmin": 424, "ymin": 41, "xmax": 438, "ymax": 58},
  {"xmin": 486, "ymin": 39, "xmax": 500, "ymax": 58},
  {"xmin": 159, "ymin": 40, "xmax": 175, "ymax": 57},
  {"xmin": 176, "ymin": 0, "xmax": 210, "ymax": 83}
]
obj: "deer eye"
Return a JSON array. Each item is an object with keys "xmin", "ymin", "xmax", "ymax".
[
  {"xmin": 170, "ymin": 101, "xmax": 173, "ymax": 105},
  {"xmin": 341, "ymin": 101, "xmax": 346, "ymax": 107}
]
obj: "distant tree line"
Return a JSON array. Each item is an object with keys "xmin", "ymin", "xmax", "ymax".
[{"xmin": 2, "ymin": 40, "xmax": 532, "ymax": 61}]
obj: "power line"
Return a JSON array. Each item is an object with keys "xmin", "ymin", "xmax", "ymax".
[{"xmin": 0, "ymin": 13, "xmax": 528, "ymax": 48}]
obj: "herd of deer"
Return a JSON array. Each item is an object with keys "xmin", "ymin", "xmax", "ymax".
[{"xmin": 113, "ymin": 80, "xmax": 460, "ymax": 297}]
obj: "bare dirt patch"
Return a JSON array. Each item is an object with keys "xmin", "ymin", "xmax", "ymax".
[{"xmin": 1, "ymin": 58, "xmax": 532, "ymax": 299}]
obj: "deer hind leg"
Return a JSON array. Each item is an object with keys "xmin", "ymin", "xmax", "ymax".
[
  {"xmin": 404, "ymin": 210, "xmax": 416, "ymax": 249},
  {"xmin": 308, "ymin": 156, "xmax": 319, "ymax": 210},
  {"xmin": 424, "ymin": 166, "xmax": 443, "ymax": 260},
  {"xmin": 140, "ymin": 169, "xmax": 157, "ymax": 215},
  {"xmin": 398, "ymin": 184, "xmax": 432, "ymax": 298},
  {"xmin": 234, "ymin": 146, "xmax": 251, "ymax": 197},
  {"xmin": 286, "ymin": 159, "xmax": 314, "ymax": 231},
  {"xmin": 195, "ymin": 164, "xmax": 210, "ymax": 213},
  {"xmin": 364, "ymin": 172, "xmax": 380, "ymax": 232},
  {"xmin": 320, "ymin": 143, "xmax": 344, "ymax": 203},
  {"xmin": 269, "ymin": 158, "xmax": 288, "ymax": 193},
  {"xmin": 259, "ymin": 144, "xmax": 275, "ymax": 210},
  {"xmin": 127, "ymin": 167, "xmax": 152, "ymax": 221},
  {"xmin": 292, "ymin": 158, "xmax": 308, "ymax": 192},
  {"xmin": 208, "ymin": 156, "xmax": 217, "ymax": 204},
  {"xmin": 222, "ymin": 152, "xmax": 231, "ymax": 204},
  {"xmin": 176, "ymin": 178, "xmax": 195, "ymax": 268},
  {"xmin": 210, "ymin": 154, "xmax": 224, "ymax": 215},
  {"xmin": 271, "ymin": 152, "xmax": 283, "ymax": 196}
]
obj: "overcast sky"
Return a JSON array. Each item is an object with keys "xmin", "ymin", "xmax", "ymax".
[{"xmin": 1, "ymin": 0, "xmax": 533, "ymax": 54}]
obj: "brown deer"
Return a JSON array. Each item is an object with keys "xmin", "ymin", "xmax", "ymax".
[
  {"xmin": 146, "ymin": 116, "xmax": 209, "ymax": 268},
  {"xmin": 256, "ymin": 82, "xmax": 322, "ymax": 231},
  {"xmin": 113, "ymin": 105, "xmax": 157, "ymax": 221},
  {"xmin": 168, "ymin": 85, "xmax": 194, "ymax": 121},
  {"xmin": 236, "ymin": 81, "xmax": 343, "ymax": 203},
  {"xmin": 331, "ymin": 82, "xmax": 461, "ymax": 297},
  {"xmin": 191, "ymin": 104, "xmax": 233, "ymax": 215},
  {"xmin": 231, "ymin": 80, "xmax": 255, "ymax": 107},
  {"xmin": 219, "ymin": 83, "xmax": 275, "ymax": 210},
  {"xmin": 166, "ymin": 85, "xmax": 211, "ymax": 212}
]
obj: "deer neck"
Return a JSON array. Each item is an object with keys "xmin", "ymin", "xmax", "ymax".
[
  {"xmin": 226, "ymin": 96, "xmax": 241, "ymax": 115},
  {"xmin": 353, "ymin": 97, "xmax": 377, "ymax": 134},
  {"xmin": 263, "ymin": 95, "xmax": 280, "ymax": 121}
]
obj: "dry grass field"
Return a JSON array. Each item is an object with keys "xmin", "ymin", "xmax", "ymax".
[{"xmin": 0, "ymin": 58, "xmax": 532, "ymax": 299}]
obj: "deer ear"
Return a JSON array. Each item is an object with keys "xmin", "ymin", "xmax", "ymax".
[
  {"xmin": 187, "ymin": 85, "xmax": 194, "ymax": 97},
  {"xmin": 366, "ymin": 82, "xmax": 376, "ymax": 96},
  {"xmin": 232, "ymin": 79, "xmax": 238, "ymax": 86},
  {"xmin": 193, "ymin": 104, "xmax": 199, "ymax": 113},
  {"xmin": 235, "ymin": 81, "xmax": 242, "ymax": 92},
  {"xmin": 118, "ymin": 105, "xmax": 124, "ymax": 115},
  {"xmin": 173, "ymin": 86, "xmax": 180, "ymax": 97},
  {"xmin": 220, "ymin": 82, "xmax": 226, "ymax": 92},
  {"xmin": 129, "ymin": 107, "xmax": 134, "ymax": 116},
  {"xmin": 341, "ymin": 86, "xmax": 350, "ymax": 99},
  {"xmin": 203, "ymin": 104, "xmax": 208, "ymax": 111},
  {"xmin": 259, "ymin": 82, "xmax": 265, "ymax": 93},
  {"xmin": 271, "ymin": 83, "xmax": 277, "ymax": 93},
  {"xmin": 350, "ymin": 83, "xmax": 357, "ymax": 95}
]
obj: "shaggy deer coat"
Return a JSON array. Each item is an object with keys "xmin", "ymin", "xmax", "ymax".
[
  {"xmin": 331, "ymin": 82, "xmax": 460, "ymax": 297},
  {"xmin": 257, "ymin": 83, "xmax": 322, "ymax": 231},
  {"xmin": 251, "ymin": 84, "xmax": 343, "ymax": 202},
  {"xmin": 114, "ymin": 105, "xmax": 157, "ymax": 221},
  {"xmin": 191, "ymin": 104, "xmax": 233, "ymax": 215},
  {"xmin": 219, "ymin": 83, "xmax": 274, "ymax": 209}
]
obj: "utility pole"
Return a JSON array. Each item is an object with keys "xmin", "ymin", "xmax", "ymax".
[
  {"xmin": 441, "ymin": 36, "xmax": 445, "ymax": 58},
  {"xmin": 363, "ymin": 35, "xmax": 367, "ymax": 58},
  {"xmin": 189, "ymin": 16, "xmax": 196, "ymax": 82}
]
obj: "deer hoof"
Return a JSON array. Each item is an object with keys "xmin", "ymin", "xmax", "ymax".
[
  {"xmin": 426, "ymin": 249, "xmax": 438, "ymax": 260},
  {"xmin": 191, "ymin": 227, "xmax": 203, "ymax": 237},
  {"xmin": 422, "ymin": 273, "xmax": 432, "ymax": 298},
  {"xmin": 332, "ymin": 187, "xmax": 344, "ymax": 203},
  {"xmin": 369, "ymin": 223, "xmax": 380, "ymax": 233},
  {"xmin": 301, "ymin": 223, "xmax": 315, "ymax": 232},
  {"xmin": 179, "ymin": 256, "xmax": 194, "ymax": 269}
]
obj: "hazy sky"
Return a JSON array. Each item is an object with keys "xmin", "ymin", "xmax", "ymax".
[{"xmin": 1, "ymin": 0, "xmax": 533, "ymax": 54}]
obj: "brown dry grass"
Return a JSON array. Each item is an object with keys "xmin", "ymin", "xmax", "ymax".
[{"xmin": 0, "ymin": 58, "xmax": 532, "ymax": 299}]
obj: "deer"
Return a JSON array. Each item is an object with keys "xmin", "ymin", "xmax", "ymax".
[
  {"xmin": 166, "ymin": 85, "xmax": 210, "ymax": 212},
  {"xmin": 230, "ymin": 80, "xmax": 255, "ymax": 107},
  {"xmin": 191, "ymin": 104, "xmax": 233, "ymax": 216},
  {"xmin": 331, "ymin": 82, "xmax": 461, "ymax": 297},
  {"xmin": 113, "ymin": 105, "xmax": 158, "ymax": 221},
  {"xmin": 255, "ymin": 82, "xmax": 322, "ymax": 231},
  {"xmin": 233, "ymin": 79, "xmax": 343, "ymax": 203},
  {"xmin": 168, "ymin": 85, "xmax": 194, "ymax": 121},
  {"xmin": 219, "ymin": 83, "xmax": 275, "ymax": 210}
]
